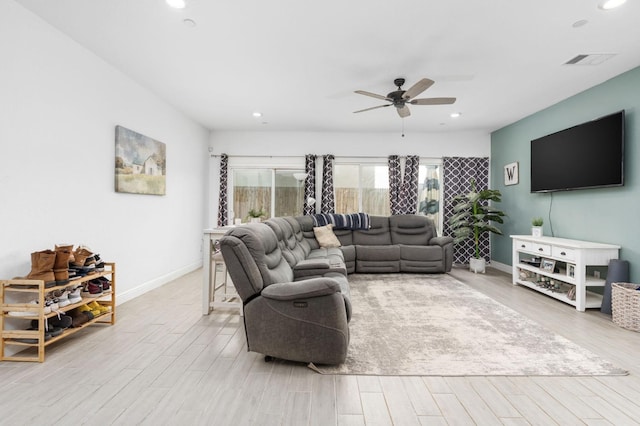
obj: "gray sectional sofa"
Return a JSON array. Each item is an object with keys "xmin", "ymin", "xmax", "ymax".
[{"xmin": 219, "ymin": 214, "xmax": 453, "ymax": 365}]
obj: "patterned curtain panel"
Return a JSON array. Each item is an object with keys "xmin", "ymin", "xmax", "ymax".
[
  {"xmin": 216, "ymin": 153, "xmax": 228, "ymax": 227},
  {"xmin": 321, "ymin": 155, "xmax": 335, "ymax": 214},
  {"xmin": 303, "ymin": 154, "xmax": 317, "ymax": 215},
  {"xmin": 388, "ymin": 155, "xmax": 402, "ymax": 215},
  {"xmin": 442, "ymin": 157, "xmax": 490, "ymax": 264},
  {"xmin": 399, "ymin": 155, "xmax": 419, "ymax": 214}
]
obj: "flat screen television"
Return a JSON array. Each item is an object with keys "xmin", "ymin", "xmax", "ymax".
[{"xmin": 530, "ymin": 110, "xmax": 625, "ymax": 193}]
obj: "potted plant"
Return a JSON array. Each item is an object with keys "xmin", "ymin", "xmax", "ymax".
[
  {"xmin": 247, "ymin": 207, "xmax": 267, "ymax": 223},
  {"xmin": 449, "ymin": 178, "xmax": 506, "ymax": 273},
  {"xmin": 531, "ymin": 217, "xmax": 543, "ymax": 237}
]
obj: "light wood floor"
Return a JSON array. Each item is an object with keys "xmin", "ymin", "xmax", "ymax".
[{"xmin": 1, "ymin": 267, "xmax": 640, "ymax": 425}]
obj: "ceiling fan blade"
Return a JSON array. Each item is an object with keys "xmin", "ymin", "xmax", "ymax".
[
  {"xmin": 353, "ymin": 104, "xmax": 392, "ymax": 113},
  {"xmin": 402, "ymin": 78, "xmax": 434, "ymax": 100},
  {"xmin": 354, "ymin": 90, "xmax": 390, "ymax": 101},
  {"xmin": 397, "ymin": 105, "xmax": 411, "ymax": 118},
  {"xmin": 410, "ymin": 97, "xmax": 457, "ymax": 105}
]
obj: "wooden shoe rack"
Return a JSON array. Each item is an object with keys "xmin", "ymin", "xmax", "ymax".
[{"xmin": 0, "ymin": 262, "xmax": 116, "ymax": 362}]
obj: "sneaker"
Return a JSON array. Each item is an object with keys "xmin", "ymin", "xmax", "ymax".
[
  {"xmin": 88, "ymin": 301, "xmax": 110, "ymax": 315},
  {"xmin": 81, "ymin": 280, "xmax": 102, "ymax": 297},
  {"xmin": 46, "ymin": 295, "xmax": 60, "ymax": 311},
  {"xmin": 8, "ymin": 300, "xmax": 41, "ymax": 317},
  {"xmin": 55, "ymin": 290, "xmax": 71, "ymax": 308},
  {"xmin": 96, "ymin": 276, "xmax": 111, "ymax": 292},
  {"xmin": 48, "ymin": 314, "xmax": 72, "ymax": 330},
  {"xmin": 78, "ymin": 303, "xmax": 100, "ymax": 317},
  {"xmin": 11, "ymin": 327, "xmax": 52, "ymax": 344},
  {"xmin": 68, "ymin": 286, "xmax": 82, "ymax": 304}
]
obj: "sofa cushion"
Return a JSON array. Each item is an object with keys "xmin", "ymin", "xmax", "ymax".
[
  {"xmin": 356, "ymin": 245, "xmax": 400, "ymax": 261},
  {"xmin": 313, "ymin": 224, "xmax": 341, "ymax": 248},
  {"xmin": 353, "ymin": 216, "xmax": 391, "ymax": 245},
  {"xmin": 389, "ymin": 214, "xmax": 435, "ymax": 245},
  {"xmin": 283, "ymin": 216, "xmax": 312, "ymax": 257},
  {"xmin": 399, "ymin": 244, "xmax": 442, "ymax": 261}
]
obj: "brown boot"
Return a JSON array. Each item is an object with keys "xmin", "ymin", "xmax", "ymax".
[
  {"xmin": 54, "ymin": 246, "xmax": 71, "ymax": 283},
  {"xmin": 55, "ymin": 244, "xmax": 75, "ymax": 264},
  {"xmin": 26, "ymin": 250, "xmax": 56, "ymax": 287},
  {"xmin": 72, "ymin": 246, "xmax": 93, "ymax": 267}
]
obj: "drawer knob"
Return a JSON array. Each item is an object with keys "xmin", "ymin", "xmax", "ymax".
[
  {"xmin": 560, "ymin": 251, "xmax": 566, "ymax": 256},
  {"xmin": 538, "ymin": 248, "xmax": 544, "ymax": 252},
  {"xmin": 521, "ymin": 244, "xmax": 526, "ymax": 248}
]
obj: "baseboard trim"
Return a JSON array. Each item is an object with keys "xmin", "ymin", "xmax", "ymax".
[
  {"xmin": 490, "ymin": 260, "xmax": 511, "ymax": 274},
  {"xmin": 117, "ymin": 260, "xmax": 202, "ymax": 305}
]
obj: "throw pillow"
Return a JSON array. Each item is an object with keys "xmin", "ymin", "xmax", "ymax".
[{"xmin": 313, "ymin": 224, "xmax": 341, "ymax": 248}]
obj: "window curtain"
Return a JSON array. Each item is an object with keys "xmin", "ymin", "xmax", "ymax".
[
  {"xmin": 442, "ymin": 157, "xmax": 490, "ymax": 264},
  {"xmin": 303, "ymin": 154, "xmax": 317, "ymax": 215},
  {"xmin": 399, "ymin": 155, "xmax": 419, "ymax": 214},
  {"xmin": 321, "ymin": 155, "xmax": 335, "ymax": 213},
  {"xmin": 389, "ymin": 155, "xmax": 419, "ymax": 215},
  {"xmin": 388, "ymin": 155, "xmax": 402, "ymax": 215},
  {"xmin": 216, "ymin": 153, "xmax": 228, "ymax": 227}
]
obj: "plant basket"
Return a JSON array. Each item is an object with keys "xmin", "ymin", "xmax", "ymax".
[{"xmin": 611, "ymin": 282, "xmax": 640, "ymax": 332}]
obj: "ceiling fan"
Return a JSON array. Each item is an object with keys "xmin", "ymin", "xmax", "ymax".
[{"xmin": 353, "ymin": 77, "xmax": 456, "ymax": 118}]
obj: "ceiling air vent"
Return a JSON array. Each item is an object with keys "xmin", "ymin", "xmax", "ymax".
[{"xmin": 564, "ymin": 54, "xmax": 616, "ymax": 65}]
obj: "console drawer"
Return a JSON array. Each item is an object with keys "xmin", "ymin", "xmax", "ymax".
[
  {"xmin": 552, "ymin": 246, "xmax": 576, "ymax": 261},
  {"xmin": 516, "ymin": 240, "xmax": 551, "ymax": 256}
]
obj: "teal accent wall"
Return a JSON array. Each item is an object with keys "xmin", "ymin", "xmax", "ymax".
[{"xmin": 491, "ymin": 66, "xmax": 639, "ymax": 280}]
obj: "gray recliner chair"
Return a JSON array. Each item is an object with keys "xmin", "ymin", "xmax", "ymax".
[{"xmin": 219, "ymin": 223, "xmax": 350, "ymax": 365}]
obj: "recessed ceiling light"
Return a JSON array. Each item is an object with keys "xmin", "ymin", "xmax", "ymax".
[
  {"xmin": 166, "ymin": 0, "xmax": 186, "ymax": 9},
  {"xmin": 450, "ymin": 112, "xmax": 461, "ymax": 118},
  {"xmin": 572, "ymin": 19, "xmax": 588, "ymax": 28},
  {"xmin": 598, "ymin": 0, "xmax": 626, "ymax": 10},
  {"xmin": 252, "ymin": 112, "xmax": 262, "ymax": 117}
]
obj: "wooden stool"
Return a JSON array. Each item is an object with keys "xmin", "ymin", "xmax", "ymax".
[{"xmin": 210, "ymin": 249, "xmax": 242, "ymax": 315}]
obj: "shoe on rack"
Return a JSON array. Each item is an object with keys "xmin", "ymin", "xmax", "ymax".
[
  {"xmin": 81, "ymin": 280, "xmax": 103, "ymax": 297},
  {"xmin": 25, "ymin": 250, "xmax": 57, "ymax": 287},
  {"xmin": 30, "ymin": 320, "xmax": 63, "ymax": 338},
  {"xmin": 96, "ymin": 276, "xmax": 111, "ymax": 292},
  {"xmin": 10, "ymin": 327, "xmax": 52, "ymax": 344},
  {"xmin": 54, "ymin": 290, "xmax": 71, "ymax": 308},
  {"xmin": 7, "ymin": 300, "xmax": 43, "ymax": 317},
  {"xmin": 71, "ymin": 246, "xmax": 93, "ymax": 268},
  {"xmin": 48, "ymin": 314, "xmax": 73, "ymax": 330},
  {"xmin": 68, "ymin": 286, "xmax": 82, "ymax": 304},
  {"xmin": 69, "ymin": 308, "xmax": 94, "ymax": 327},
  {"xmin": 78, "ymin": 303, "xmax": 100, "ymax": 317},
  {"xmin": 87, "ymin": 301, "xmax": 110, "ymax": 315}
]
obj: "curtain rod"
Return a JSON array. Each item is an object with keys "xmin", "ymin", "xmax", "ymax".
[{"xmin": 209, "ymin": 154, "xmax": 442, "ymax": 160}]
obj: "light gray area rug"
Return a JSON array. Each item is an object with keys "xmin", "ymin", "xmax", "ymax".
[{"xmin": 315, "ymin": 274, "xmax": 627, "ymax": 376}]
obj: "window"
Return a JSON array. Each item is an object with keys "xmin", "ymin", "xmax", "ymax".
[
  {"xmin": 418, "ymin": 164, "xmax": 442, "ymax": 235},
  {"xmin": 231, "ymin": 168, "xmax": 305, "ymax": 221},
  {"xmin": 334, "ymin": 164, "xmax": 390, "ymax": 216}
]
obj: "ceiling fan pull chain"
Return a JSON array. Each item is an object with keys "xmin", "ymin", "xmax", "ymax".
[{"xmin": 401, "ymin": 117, "xmax": 405, "ymax": 137}]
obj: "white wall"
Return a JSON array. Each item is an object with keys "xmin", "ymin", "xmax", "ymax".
[
  {"xmin": 0, "ymin": 1, "xmax": 209, "ymax": 302},
  {"xmin": 207, "ymin": 130, "xmax": 490, "ymax": 227}
]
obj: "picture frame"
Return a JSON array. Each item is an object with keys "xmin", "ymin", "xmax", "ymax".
[
  {"xmin": 504, "ymin": 161, "xmax": 519, "ymax": 186},
  {"xmin": 114, "ymin": 125, "xmax": 166, "ymax": 195},
  {"xmin": 567, "ymin": 264, "xmax": 575, "ymax": 278},
  {"xmin": 540, "ymin": 258, "xmax": 556, "ymax": 273}
]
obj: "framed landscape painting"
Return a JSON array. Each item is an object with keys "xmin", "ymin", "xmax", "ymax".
[{"xmin": 115, "ymin": 126, "xmax": 166, "ymax": 195}]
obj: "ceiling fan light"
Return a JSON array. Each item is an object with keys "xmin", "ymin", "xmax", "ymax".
[
  {"xmin": 598, "ymin": 0, "xmax": 626, "ymax": 10},
  {"xmin": 166, "ymin": 0, "xmax": 186, "ymax": 9}
]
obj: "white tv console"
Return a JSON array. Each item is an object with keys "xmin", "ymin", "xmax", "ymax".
[{"xmin": 511, "ymin": 235, "xmax": 620, "ymax": 312}]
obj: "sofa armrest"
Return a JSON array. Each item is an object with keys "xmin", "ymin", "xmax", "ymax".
[
  {"xmin": 429, "ymin": 236, "xmax": 454, "ymax": 247},
  {"xmin": 293, "ymin": 258, "xmax": 330, "ymax": 271},
  {"xmin": 261, "ymin": 278, "xmax": 341, "ymax": 301}
]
